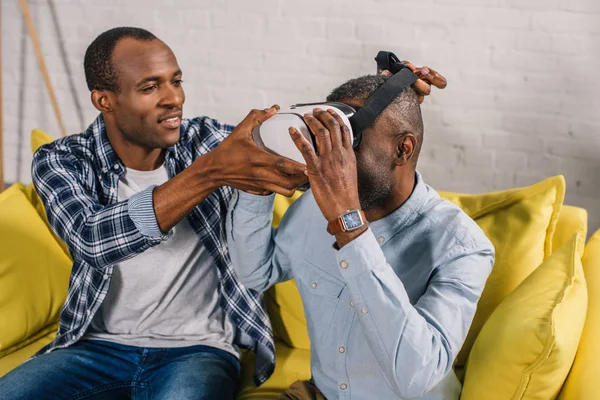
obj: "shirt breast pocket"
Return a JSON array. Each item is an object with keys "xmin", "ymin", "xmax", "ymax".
[{"xmin": 295, "ymin": 261, "xmax": 346, "ymax": 344}]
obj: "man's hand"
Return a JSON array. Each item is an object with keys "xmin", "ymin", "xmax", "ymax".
[
  {"xmin": 382, "ymin": 62, "xmax": 447, "ymax": 104},
  {"xmin": 154, "ymin": 105, "xmax": 306, "ymax": 234},
  {"xmin": 289, "ymin": 108, "xmax": 367, "ymax": 247},
  {"xmin": 209, "ymin": 105, "xmax": 308, "ymax": 197}
]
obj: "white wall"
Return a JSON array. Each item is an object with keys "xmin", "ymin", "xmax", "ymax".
[{"xmin": 2, "ymin": 0, "xmax": 600, "ymax": 234}]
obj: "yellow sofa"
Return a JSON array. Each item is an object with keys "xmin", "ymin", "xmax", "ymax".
[{"xmin": 0, "ymin": 132, "xmax": 598, "ymax": 399}]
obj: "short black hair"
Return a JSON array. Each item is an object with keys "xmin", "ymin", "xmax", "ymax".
[
  {"xmin": 84, "ymin": 27, "xmax": 157, "ymax": 92},
  {"xmin": 327, "ymin": 74, "xmax": 424, "ymax": 162}
]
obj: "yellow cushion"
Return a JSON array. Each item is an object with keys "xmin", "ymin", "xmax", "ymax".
[
  {"xmin": 553, "ymin": 205, "xmax": 587, "ymax": 256},
  {"xmin": 0, "ymin": 326, "xmax": 57, "ymax": 377},
  {"xmin": 558, "ymin": 229, "xmax": 600, "ymax": 399},
  {"xmin": 265, "ymin": 191, "xmax": 311, "ymax": 350},
  {"xmin": 23, "ymin": 184, "xmax": 70, "ymax": 257},
  {"xmin": 265, "ymin": 281, "xmax": 310, "ymax": 350},
  {"xmin": 238, "ymin": 341, "xmax": 311, "ymax": 399},
  {"xmin": 272, "ymin": 192, "xmax": 303, "ymax": 229},
  {"xmin": 28, "ymin": 129, "xmax": 71, "ymax": 257},
  {"xmin": 31, "ymin": 128, "xmax": 55, "ymax": 154},
  {"xmin": 0, "ymin": 184, "xmax": 71, "ymax": 357},
  {"xmin": 440, "ymin": 175, "xmax": 565, "ymax": 372},
  {"xmin": 461, "ymin": 234, "xmax": 587, "ymax": 400}
]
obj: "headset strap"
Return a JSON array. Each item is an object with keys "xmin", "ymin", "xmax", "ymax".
[{"xmin": 349, "ymin": 67, "xmax": 418, "ymax": 134}]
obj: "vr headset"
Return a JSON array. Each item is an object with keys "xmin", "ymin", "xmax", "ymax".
[{"xmin": 252, "ymin": 51, "xmax": 418, "ymax": 164}]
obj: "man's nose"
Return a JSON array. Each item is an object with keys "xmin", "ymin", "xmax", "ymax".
[{"xmin": 160, "ymin": 84, "xmax": 184, "ymax": 107}]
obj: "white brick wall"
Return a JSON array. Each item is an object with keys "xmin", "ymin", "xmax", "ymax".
[{"xmin": 2, "ymin": 0, "xmax": 600, "ymax": 236}]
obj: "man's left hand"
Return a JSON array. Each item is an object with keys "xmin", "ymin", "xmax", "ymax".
[
  {"xmin": 383, "ymin": 62, "xmax": 448, "ymax": 104},
  {"xmin": 288, "ymin": 108, "xmax": 360, "ymax": 224}
]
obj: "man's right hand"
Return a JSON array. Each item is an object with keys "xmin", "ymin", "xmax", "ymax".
[
  {"xmin": 154, "ymin": 105, "xmax": 307, "ymax": 233},
  {"xmin": 209, "ymin": 105, "xmax": 308, "ymax": 197}
]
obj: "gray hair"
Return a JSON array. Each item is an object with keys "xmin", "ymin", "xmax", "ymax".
[{"xmin": 326, "ymin": 74, "xmax": 424, "ymax": 162}]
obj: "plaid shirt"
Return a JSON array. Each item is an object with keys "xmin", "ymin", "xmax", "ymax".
[{"xmin": 31, "ymin": 114, "xmax": 275, "ymax": 385}]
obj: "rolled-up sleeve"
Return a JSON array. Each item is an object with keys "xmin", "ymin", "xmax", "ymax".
[{"xmin": 32, "ymin": 146, "xmax": 172, "ymax": 270}]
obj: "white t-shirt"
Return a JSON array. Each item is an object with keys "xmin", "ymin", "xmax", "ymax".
[{"xmin": 85, "ymin": 165, "xmax": 237, "ymax": 357}]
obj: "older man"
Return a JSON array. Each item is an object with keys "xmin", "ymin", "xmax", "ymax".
[{"xmin": 227, "ymin": 73, "xmax": 494, "ymax": 399}]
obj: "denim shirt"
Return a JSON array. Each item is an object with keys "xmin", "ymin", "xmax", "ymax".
[{"xmin": 226, "ymin": 172, "xmax": 494, "ymax": 399}]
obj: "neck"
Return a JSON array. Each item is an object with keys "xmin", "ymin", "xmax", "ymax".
[
  {"xmin": 105, "ymin": 123, "xmax": 165, "ymax": 171},
  {"xmin": 363, "ymin": 170, "xmax": 416, "ymax": 222}
]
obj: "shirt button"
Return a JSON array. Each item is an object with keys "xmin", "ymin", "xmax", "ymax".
[
  {"xmin": 110, "ymin": 188, "xmax": 116, "ymax": 193},
  {"xmin": 361, "ymin": 307, "xmax": 369, "ymax": 314},
  {"xmin": 340, "ymin": 260, "xmax": 349, "ymax": 269},
  {"xmin": 103, "ymin": 274, "xmax": 109, "ymax": 280},
  {"xmin": 311, "ymin": 282, "xmax": 318, "ymax": 289},
  {"xmin": 340, "ymin": 383, "xmax": 348, "ymax": 390},
  {"xmin": 113, "ymin": 164, "xmax": 119, "ymax": 170},
  {"xmin": 339, "ymin": 346, "xmax": 345, "ymax": 353},
  {"xmin": 378, "ymin": 236, "xmax": 385, "ymax": 243},
  {"xmin": 350, "ymin": 300, "xmax": 354, "ymax": 307}
]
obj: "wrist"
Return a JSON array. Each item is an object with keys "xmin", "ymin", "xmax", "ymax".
[
  {"xmin": 324, "ymin": 202, "xmax": 361, "ymax": 223},
  {"xmin": 326, "ymin": 208, "xmax": 366, "ymax": 236},
  {"xmin": 193, "ymin": 150, "xmax": 223, "ymax": 192},
  {"xmin": 335, "ymin": 225, "xmax": 368, "ymax": 248}
]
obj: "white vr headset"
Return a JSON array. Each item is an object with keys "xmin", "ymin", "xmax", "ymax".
[{"xmin": 252, "ymin": 51, "xmax": 419, "ymax": 164}]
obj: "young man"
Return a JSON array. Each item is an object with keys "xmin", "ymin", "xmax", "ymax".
[
  {"xmin": 226, "ymin": 75, "xmax": 494, "ymax": 399},
  {"xmin": 0, "ymin": 26, "xmax": 444, "ymax": 399}
]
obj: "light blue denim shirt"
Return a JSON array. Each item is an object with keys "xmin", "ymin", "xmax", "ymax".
[{"xmin": 226, "ymin": 172, "xmax": 494, "ymax": 399}]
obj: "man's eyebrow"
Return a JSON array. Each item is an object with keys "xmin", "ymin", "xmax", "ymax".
[
  {"xmin": 135, "ymin": 70, "xmax": 182, "ymax": 87},
  {"xmin": 135, "ymin": 76, "xmax": 160, "ymax": 87}
]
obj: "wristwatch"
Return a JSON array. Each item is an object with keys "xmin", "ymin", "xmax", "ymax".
[{"xmin": 327, "ymin": 209, "xmax": 367, "ymax": 235}]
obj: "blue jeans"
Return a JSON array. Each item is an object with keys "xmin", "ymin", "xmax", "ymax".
[{"xmin": 0, "ymin": 340, "xmax": 240, "ymax": 400}]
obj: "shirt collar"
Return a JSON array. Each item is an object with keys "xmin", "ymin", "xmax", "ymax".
[
  {"xmin": 91, "ymin": 113, "xmax": 179, "ymax": 176},
  {"xmin": 367, "ymin": 171, "xmax": 431, "ymax": 244}
]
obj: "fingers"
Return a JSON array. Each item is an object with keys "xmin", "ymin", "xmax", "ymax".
[
  {"xmin": 243, "ymin": 104, "xmax": 281, "ymax": 128},
  {"xmin": 289, "ymin": 127, "xmax": 319, "ymax": 167},
  {"xmin": 271, "ymin": 155, "xmax": 307, "ymax": 177},
  {"xmin": 402, "ymin": 61, "xmax": 418, "ymax": 73},
  {"xmin": 303, "ymin": 113, "xmax": 332, "ymax": 155},
  {"xmin": 230, "ymin": 163, "xmax": 308, "ymax": 197},
  {"xmin": 233, "ymin": 152, "xmax": 308, "ymax": 197},
  {"xmin": 418, "ymin": 66, "xmax": 447, "ymax": 89},
  {"xmin": 233, "ymin": 180, "xmax": 297, "ymax": 198},
  {"xmin": 326, "ymin": 109, "xmax": 353, "ymax": 149},
  {"xmin": 314, "ymin": 109, "xmax": 343, "ymax": 150},
  {"xmin": 402, "ymin": 61, "xmax": 448, "ymax": 97},
  {"xmin": 412, "ymin": 78, "xmax": 432, "ymax": 97}
]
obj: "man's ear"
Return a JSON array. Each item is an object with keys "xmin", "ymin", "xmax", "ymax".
[
  {"xmin": 394, "ymin": 134, "xmax": 416, "ymax": 166},
  {"xmin": 91, "ymin": 90, "xmax": 115, "ymax": 113}
]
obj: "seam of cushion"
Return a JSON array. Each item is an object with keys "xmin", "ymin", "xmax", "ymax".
[{"xmin": 0, "ymin": 322, "xmax": 58, "ymax": 358}]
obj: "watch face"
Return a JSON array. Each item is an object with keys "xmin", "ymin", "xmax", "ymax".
[{"xmin": 342, "ymin": 211, "xmax": 364, "ymax": 230}]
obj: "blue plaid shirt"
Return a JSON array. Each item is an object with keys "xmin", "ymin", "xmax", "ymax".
[{"xmin": 31, "ymin": 114, "xmax": 275, "ymax": 385}]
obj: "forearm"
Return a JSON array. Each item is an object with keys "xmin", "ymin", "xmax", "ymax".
[{"xmin": 153, "ymin": 151, "xmax": 220, "ymax": 233}]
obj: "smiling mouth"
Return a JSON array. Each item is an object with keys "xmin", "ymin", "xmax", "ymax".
[{"xmin": 158, "ymin": 116, "xmax": 181, "ymax": 129}]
